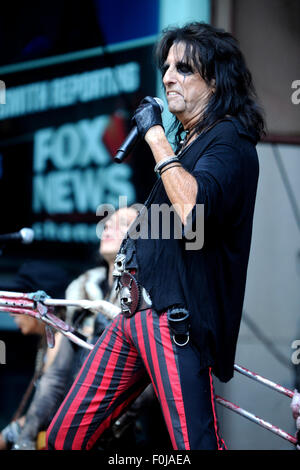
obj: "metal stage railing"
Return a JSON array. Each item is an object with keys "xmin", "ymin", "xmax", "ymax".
[{"xmin": 0, "ymin": 290, "xmax": 298, "ymax": 448}]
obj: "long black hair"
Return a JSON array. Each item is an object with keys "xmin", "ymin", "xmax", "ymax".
[{"xmin": 155, "ymin": 22, "xmax": 265, "ymax": 148}]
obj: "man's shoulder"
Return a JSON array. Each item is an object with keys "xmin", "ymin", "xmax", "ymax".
[
  {"xmin": 190, "ymin": 116, "xmax": 259, "ymax": 175},
  {"xmin": 207, "ymin": 117, "xmax": 258, "ymax": 145}
]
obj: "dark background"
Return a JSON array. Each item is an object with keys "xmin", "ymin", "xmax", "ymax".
[{"xmin": 0, "ymin": 0, "xmax": 160, "ymax": 429}]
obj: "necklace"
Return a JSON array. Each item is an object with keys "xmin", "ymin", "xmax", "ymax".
[
  {"xmin": 178, "ymin": 125, "xmax": 198, "ymax": 154},
  {"xmin": 179, "ymin": 131, "xmax": 189, "ymax": 147},
  {"xmin": 177, "ymin": 119, "xmax": 224, "ymax": 157}
]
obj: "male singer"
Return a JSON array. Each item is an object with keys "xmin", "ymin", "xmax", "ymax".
[{"xmin": 47, "ymin": 22, "xmax": 264, "ymax": 450}]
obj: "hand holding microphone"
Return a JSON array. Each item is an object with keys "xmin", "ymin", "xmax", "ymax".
[
  {"xmin": 133, "ymin": 96, "xmax": 164, "ymax": 139},
  {"xmin": 114, "ymin": 96, "xmax": 164, "ymax": 163}
]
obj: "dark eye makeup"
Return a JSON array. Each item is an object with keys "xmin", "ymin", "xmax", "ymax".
[
  {"xmin": 176, "ymin": 62, "xmax": 194, "ymax": 75},
  {"xmin": 161, "ymin": 61, "xmax": 194, "ymax": 77}
]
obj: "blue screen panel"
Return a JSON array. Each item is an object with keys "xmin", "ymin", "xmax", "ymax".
[{"xmin": 95, "ymin": 0, "xmax": 159, "ymax": 44}]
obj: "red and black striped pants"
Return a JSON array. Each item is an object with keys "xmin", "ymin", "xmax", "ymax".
[{"xmin": 46, "ymin": 309, "xmax": 226, "ymax": 450}]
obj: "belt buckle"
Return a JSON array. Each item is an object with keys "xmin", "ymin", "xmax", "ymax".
[
  {"xmin": 119, "ymin": 272, "xmax": 140, "ymax": 317},
  {"xmin": 119, "ymin": 272, "xmax": 152, "ymax": 317}
]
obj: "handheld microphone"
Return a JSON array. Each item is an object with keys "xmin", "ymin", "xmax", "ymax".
[
  {"xmin": 0, "ymin": 228, "xmax": 35, "ymax": 244},
  {"xmin": 114, "ymin": 97, "xmax": 164, "ymax": 164}
]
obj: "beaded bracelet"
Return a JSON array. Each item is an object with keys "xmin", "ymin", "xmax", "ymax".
[
  {"xmin": 154, "ymin": 155, "xmax": 180, "ymax": 174},
  {"xmin": 160, "ymin": 163, "xmax": 182, "ymax": 176}
]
